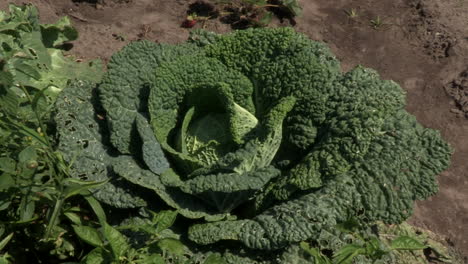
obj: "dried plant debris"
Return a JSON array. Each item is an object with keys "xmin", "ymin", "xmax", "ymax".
[{"xmin": 445, "ymin": 70, "xmax": 468, "ymax": 118}]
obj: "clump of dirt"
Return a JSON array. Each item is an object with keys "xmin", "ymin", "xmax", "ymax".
[
  {"xmin": 187, "ymin": 0, "xmax": 298, "ymax": 30},
  {"xmin": 72, "ymin": 0, "xmax": 131, "ymax": 4},
  {"xmin": 407, "ymin": 0, "xmax": 456, "ymax": 60},
  {"xmin": 187, "ymin": 1, "xmax": 218, "ymax": 18},
  {"xmin": 445, "ymin": 70, "xmax": 468, "ymax": 118}
]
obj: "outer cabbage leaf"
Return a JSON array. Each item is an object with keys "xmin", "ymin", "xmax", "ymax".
[
  {"xmin": 111, "ymin": 155, "xmax": 227, "ymax": 221},
  {"xmin": 99, "ymin": 41, "xmax": 202, "ymax": 154},
  {"xmin": 255, "ymin": 66, "xmax": 408, "ymax": 208},
  {"xmin": 55, "ymin": 80, "xmax": 147, "ymax": 208}
]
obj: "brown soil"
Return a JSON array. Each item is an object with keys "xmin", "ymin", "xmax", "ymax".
[{"xmin": 2, "ymin": 0, "xmax": 467, "ymax": 261}]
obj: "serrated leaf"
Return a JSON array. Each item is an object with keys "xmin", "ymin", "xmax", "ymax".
[
  {"xmin": 138, "ymin": 254, "xmax": 165, "ymax": 264},
  {"xmin": 300, "ymin": 242, "xmax": 332, "ymax": 264},
  {"xmin": 152, "ymin": 210, "xmax": 178, "ymax": 234},
  {"xmin": 333, "ymin": 244, "xmax": 365, "ymax": 264},
  {"xmin": 102, "ymin": 223, "xmax": 129, "ymax": 259},
  {"xmin": 391, "ymin": 236, "xmax": 427, "ymax": 250},
  {"xmin": 282, "ymin": 0, "xmax": 302, "ymax": 16},
  {"xmin": 156, "ymin": 238, "xmax": 186, "ymax": 256},
  {"xmin": 72, "ymin": 225, "xmax": 104, "ymax": 248},
  {"xmin": 0, "ymin": 11, "xmax": 6, "ymax": 23},
  {"xmin": 0, "ymin": 157, "xmax": 16, "ymax": 174},
  {"xmin": 18, "ymin": 145, "xmax": 37, "ymax": 164},
  {"xmin": 0, "ymin": 71, "xmax": 14, "ymax": 87},
  {"xmin": 0, "ymin": 174, "xmax": 14, "ymax": 191},
  {"xmin": 13, "ymin": 60, "xmax": 41, "ymax": 81},
  {"xmin": 81, "ymin": 247, "xmax": 112, "ymax": 264},
  {"xmin": 0, "ymin": 21, "xmax": 26, "ymax": 32},
  {"xmin": 0, "ymin": 87, "xmax": 19, "ymax": 115},
  {"xmin": 203, "ymin": 253, "xmax": 227, "ymax": 264},
  {"xmin": 18, "ymin": 194, "xmax": 35, "ymax": 222},
  {"xmin": 21, "ymin": 31, "xmax": 51, "ymax": 67},
  {"xmin": 40, "ymin": 16, "xmax": 78, "ymax": 47}
]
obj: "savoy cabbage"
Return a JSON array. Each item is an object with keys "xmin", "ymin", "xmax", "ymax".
[{"xmin": 54, "ymin": 27, "xmax": 451, "ymax": 260}]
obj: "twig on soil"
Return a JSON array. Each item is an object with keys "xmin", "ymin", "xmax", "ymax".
[{"xmin": 68, "ymin": 13, "xmax": 89, "ymax": 22}]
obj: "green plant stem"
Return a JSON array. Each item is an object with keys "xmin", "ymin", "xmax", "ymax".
[
  {"xmin": 44, "ymin": 197, "xmax": 64, "ymax": 238},
  {"xmin": 18, "ymin": 84, "xmax": 53, "ymax": 150}
]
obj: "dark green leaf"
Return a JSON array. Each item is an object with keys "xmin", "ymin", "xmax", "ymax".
[{"xmin": 82, "ymin": 191, "xmax": 107, "ymax": 225}]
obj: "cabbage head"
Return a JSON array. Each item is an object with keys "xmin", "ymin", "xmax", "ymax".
[{"xmin": 54, "ymin": 27, "xmax": 451, "ymax": 253}]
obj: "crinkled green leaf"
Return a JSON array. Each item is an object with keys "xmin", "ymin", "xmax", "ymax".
[
  {"xmin": 112, "ymin": 155, "xmax": 226, "ymax": 221},
  {"xmin": 55, "ymin": 80, "xmax": 147, "ymax": 208},
  {"xmin": 99, "ymin": 41, "xmax": 202, "ymax": 154},
  {"xmin": 180, "ymin": 167, "xmax": 280, "ymax": 212},
  {"xmin": 135, "ymin": 113, "xmax": 170, "ymax": 175},
  {"xmin": 53, "ymin": 28, "xmax": 452, "ymax": 257}
]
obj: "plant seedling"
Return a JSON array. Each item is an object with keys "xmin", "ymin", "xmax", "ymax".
[
  {"xmin": 370, "ymin": 16, "xmax": 387, "ymax": 30},
  {"xmin": 345, "ymin": 8, "xmax": 359, "ymax": 19}
]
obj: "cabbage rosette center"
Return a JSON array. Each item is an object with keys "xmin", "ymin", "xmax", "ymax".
[{"xmin": 135, "ymin": 54, "xmax": 294, "ymax": 214}]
